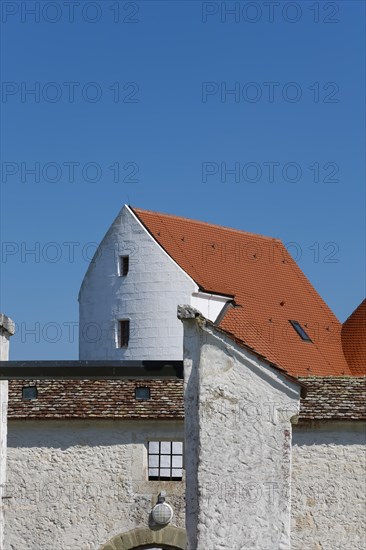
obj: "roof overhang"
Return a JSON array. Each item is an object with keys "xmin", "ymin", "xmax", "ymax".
[{"xmin": 0, "ymin": 360, "xmax": 183, "ymax": 380}]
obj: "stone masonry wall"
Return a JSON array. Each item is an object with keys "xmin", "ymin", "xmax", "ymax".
[
  {"xmin": 5, "ymin": 419, "xmax": 185, "ymax": 550},
  {"xmin": 291, "ymin": 421, "xmax": 366, "ymax": 550}
]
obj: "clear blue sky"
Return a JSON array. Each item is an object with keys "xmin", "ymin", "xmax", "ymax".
[{"xmin": 1, "ymin": 0, "xmax": 365, "ymax": 359}]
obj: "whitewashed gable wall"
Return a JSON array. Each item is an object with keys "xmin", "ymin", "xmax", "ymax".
[{"xmin": 79, "ymin": 206, "xmax": 198, "ymax": 360}]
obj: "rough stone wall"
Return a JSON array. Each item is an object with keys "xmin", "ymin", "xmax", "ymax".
[
  {"xmin": 291, "ymin": 421, "xmax": 366, "ymax": 550},
  {"xmin": 79, "ymin": 205, "xmax": 197, "ymax": 360},
  {"xmin": 181, "ymin": 313, "xmax": 301, "ymax": 550},
  {"xmin": 5, "ymin": 419, "xmax": 185, "ymax": 550}
]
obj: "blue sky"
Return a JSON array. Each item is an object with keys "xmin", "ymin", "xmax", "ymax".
[{"xmin": 1, "ymin": 0, "xmax": 365, "ymax": 359}]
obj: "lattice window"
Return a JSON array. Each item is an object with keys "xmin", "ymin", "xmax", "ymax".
[{"xmin": 148, "ymin": 441, "xmax": 183, "ymax": 481}]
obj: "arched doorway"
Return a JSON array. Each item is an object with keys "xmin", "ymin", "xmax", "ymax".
[{"xmin": 98, "ymin": 526, "xmax": 187, "ymax": 550}]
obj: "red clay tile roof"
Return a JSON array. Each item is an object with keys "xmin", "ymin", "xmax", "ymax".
[
  {"xmin": 132, "ymin": 207, "xmax": 354, "ymax": 378},
  {"xmin": 8, "ymin": 379, "xmax": 184, "ymax": 420},
  {"xmin": 298, "ymin": 377, "xmax": 366, "ymax": 421},
  {"xmin": 341, "ymin": 299, "xmax": 366, "ymax": 376}
]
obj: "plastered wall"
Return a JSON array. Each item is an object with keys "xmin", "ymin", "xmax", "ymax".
[
  {"xmin": 291, "ymin": 421, "xmax": 366, "ymax": 550},
  {"xmin": 5, "ymin": 420, "xmax": 185, "ymax": 550}
]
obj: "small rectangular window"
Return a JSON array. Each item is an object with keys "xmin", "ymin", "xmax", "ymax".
[
  {"xmin": 289, "ymin": 320, "xmax": 312, "ymax": 342},
  {"xmin": 119, "ymin": 256, "xmax": 129, "ymax": 276},
  {"xmin": 22, "ymin": 386, "xmax": 37, "ymax": 400},
  {"xmin": 118, "ymin": 320, "xmax": 130, "ymax": 347},
  {"xmin": 135, "ymin": 387, "xmax": 151, "ymax": 400},
  {"xmin": 148, "ymin": 441, "xmax": 183, "ymax": 481}
]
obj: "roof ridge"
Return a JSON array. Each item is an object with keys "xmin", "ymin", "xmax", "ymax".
[{"xmin": 131, "ymin": 206, "xmax": 282, "ymax": 243}]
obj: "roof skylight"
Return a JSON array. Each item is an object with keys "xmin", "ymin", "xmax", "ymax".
[{"xmin": 289, "ymin": 320, "xmax": 312, "ymax": 342}]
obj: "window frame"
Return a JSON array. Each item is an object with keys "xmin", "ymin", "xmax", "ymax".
[
  {"xmin": 148, "ymin": 441, "xmax": 183, "ymax": 481},
  {"xmin": 289, "ymin": 320, "xmax": 312, "ymax": 342}
]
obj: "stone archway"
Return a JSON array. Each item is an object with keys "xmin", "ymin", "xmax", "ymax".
[{"xmin": 99, "ymin": 526, "xmax": 187, "ymax": 550}]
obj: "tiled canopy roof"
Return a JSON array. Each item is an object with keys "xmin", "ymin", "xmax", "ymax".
[
  {"xmin": 298, "ymin": 377, "xmax": 366, "ymax": 421},
  {"xmin": 8, "ymin": 379, "xmax": 184, "ymax": 420},
  {"xmin": 132, "ymin": 207, "xmax": 354, "ymax": 378},
  {"xmin": 341, "ymin": 299, "xmax": 366, "ymax": 376},
  {"xmin": 8, "ymin": 377, "xmax": 365, "ymax": 421}
]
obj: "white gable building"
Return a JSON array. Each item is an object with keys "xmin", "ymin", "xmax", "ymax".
[{"xmin": 79, "ymin": 205, "xmax": 231, "ymax": 361}]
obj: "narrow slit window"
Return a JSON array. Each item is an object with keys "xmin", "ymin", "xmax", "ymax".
[
  {"xmin": 118, "ymin": 320, "xmax": 130, "ymax": 347},
  {"xmin": 289, "ymin": 320, "xmax": 312, "ymax": 342},
  {"xmin": 119, "ymin": 256, "xmax": 129, "ymax": 276},
  {"xmin": 148, "ymin": 441, "xmax": 183, "ymax": 481}
]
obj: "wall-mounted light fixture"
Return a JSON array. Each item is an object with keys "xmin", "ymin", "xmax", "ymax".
[{"xmin": 151, "ymin": 492, "xmax": 173, "ymax": 525}]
